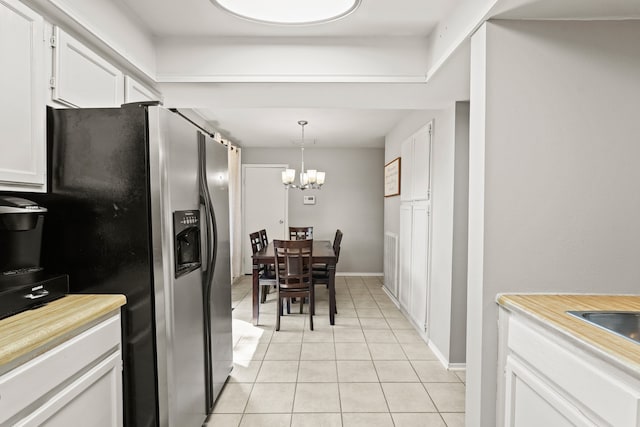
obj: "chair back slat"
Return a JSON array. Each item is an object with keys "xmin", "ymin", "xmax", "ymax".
[
  {"xmin": 259, "ymin": 229, "xmax": 268, "ymax": 247},
  {"xmin": 289, "ymin": 226, "xmax": 313, "ymax": 240},
  {"xmin": 333, "ymin": 229, "xmax": 343, "ymax": 262},
  {"xmin": 249, "ymin": 231, "xmax": 262, "ymax": 255}
]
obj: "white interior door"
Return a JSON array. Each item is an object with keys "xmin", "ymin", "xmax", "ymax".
[{"xmin": 242, "ymin": 164, "xmax": 288, "ymax": 274}]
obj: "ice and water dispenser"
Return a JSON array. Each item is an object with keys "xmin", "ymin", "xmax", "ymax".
[{"xmin": 173, "ymin": 210, "xmax": 202, "ymax": 278}]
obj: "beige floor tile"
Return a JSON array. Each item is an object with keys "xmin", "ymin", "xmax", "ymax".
[
  {"xmin": 333, "ymin": 328, "xmax": 365, "ymax": 343},
  {"xmin": 342, "ymin": 413, "xmax": 394, "ymax": 427},
  {"xmin": 234, "ymin": 341, "xmax": 269, "ymax": 361},
  {"xmin": 337, "ymin": 360, "xmax": 379, "ymax": 382},
  {"xmin": 440, "ymin": 413, "xmax": 465, "ymax": 427},
  {"xmin": 256, "ymin": 361, "xmax": 299, "ymax": 382},
  {"xmin": 332, "ymin": 317, "xmax": 361, "ymax": 328},
  {"xmin": 298, "ymin": 360, "xmax": 338, "ymax": 382},
  {"xmin": 391, "ymin": 413, "xmax": 447, "ymax": 427},
  {"xmin": 335, "ymin": 342, "xmax": 371, "ymax": 360},
  {"xmin": 385, "ymin": 317, "xmax": 414, "ymax": 330},
  {"xmin": 381, "ymin": 383, "xmax": 437, "ymax": 412},
  {"xmin": 424, "ymin": 383, "xmax": 466, "ymax": 412},
  {"xmin": 303, "ymin": 329, "xmax": 334, "ymax": 343},
  {"xmin": 293, "ymin": 383, "xmax": 341, "ymax": 412},
  {"xmin": 411, "ymin": 361, "xmax": 461, "ymax": 383},
  {"xmin": 245, "ymin": 383, "xmax": 296, "ymax": 413},
  {"xmin": 381, "ymin": 310, "xmax": 406, "ymax": 319},
  {"xmin": 400, "ymin": 342, "xmax": 438, "ymax": 360},
  {"xmin": 368, "ymin": 343, "xmax": 408, "ymax": 360},
  {"xmin": 359, "ymin": 318, "xmax": 391, "ymax": 330},
  {"xmin": 356, "ymin": 308, "xmax": 384, "ymax": 318},
  {"xmin": 212, "ymin": 383, "xmax": 253, "ymax": 413},
  {"xmin": 374, "ymin": 361, "xmax": 419, "ymax": 382},
  {"xmin": 229, "ymin": 361, "xmax": 262, "ymax": 383},
  {"xmin": 364, "ymin": 329, "xmax": 398, "ymax": 343},
  {"xmin": 291, "ymin": 413, "xmax": 342, "ymax": 427},
  {"xmin": 339, "ymin": 383, "xmax": 388, "ymax": 412},
  {"xmin": 301, "ymin": 342, "xmax": 336, "ymax": 360},
  {"xmin": 204, "ymin": 413, "xmax": 242, "ymax": 427},
  {"xmin": 264, "ymin": 343, "xmax": 302, "ymax": 361},
  {"xmin": 334, "ymin": 308, "xmax": 358, "ymax": 318},
  {"xmin": 455, "ymin": 371, "xmax": 466, "ymax": 383},
  {"xmin": 239, "ymin": 413, "xmax": 292, "ymax": 427},
  {"xmin": 229, "ymin": 277, "xmax": 467, "ymax": 423},
  {"xmin": 392, "ymin": 329, "xmax": 423, "ymax": 344},
  {"xmin": 271, "ymin": 330, "xmax": 303, "ymax": 343}
]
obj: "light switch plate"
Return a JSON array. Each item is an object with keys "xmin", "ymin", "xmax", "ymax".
[{"xmin": 303, "ymin": 195, "xmax": 316, "ymax": 205}]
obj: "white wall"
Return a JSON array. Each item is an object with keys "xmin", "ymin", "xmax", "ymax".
[
  {"xmin": 429, "ymin": 101, "xmax": 470, "ymax": 366},
  {"xmin": 242, "ymin": 147, "xmax": 384, "ymax": 274},
  {"xmin": 156, "ymin": 37, "xmax": 430, "ymax": 83},
  {"xmin": 467, "ymin": 19, "xmax": 640, "ymax": 427}
]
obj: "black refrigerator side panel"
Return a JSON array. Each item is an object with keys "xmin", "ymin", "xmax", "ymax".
[{"xmin": 43, "ymin": 106, "xmax": 158, "ymax": 427}]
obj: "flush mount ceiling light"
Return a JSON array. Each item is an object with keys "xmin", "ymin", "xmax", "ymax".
[{"xmin": 211, "ymin": 0, "xmax": 361, "ymax": 25}]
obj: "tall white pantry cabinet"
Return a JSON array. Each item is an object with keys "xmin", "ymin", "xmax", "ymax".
[{"xmin": 398, "ymin": 123, "xmax": 433, "ymax": 333}]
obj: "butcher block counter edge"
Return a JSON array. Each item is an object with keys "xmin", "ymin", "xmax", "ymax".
[
  {"xmin": 0, "ymin": 294, "xmax": 126, "ymax": 371},
  {"xmin": 497, "ymin": 294, "xmax": 640, "ymax": 377}
]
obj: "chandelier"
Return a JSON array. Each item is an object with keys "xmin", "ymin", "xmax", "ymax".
[{"xmin": 281, "ymin": 120, "xmax": 325, "ymax": 190}]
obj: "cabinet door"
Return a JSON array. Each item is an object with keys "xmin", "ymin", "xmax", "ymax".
[
  {"xmin": 124, "ymin": 75, "xmax": 160, "ymax": 103},
  {"xmin": 0, "ymin": 0, "xmax": 45, "ymax": 191},
  {"xmin": 504, "ymin": 357, "xmax": 596, "ymax": 427},
  {"xmin": 409, "ymin": 202, "xmax": 430, "ymax": 330},
  {"xmin": 398, "ymin": 204, "xmax": 413, "ymax": 310},
  {"xmin": 15, "ymin": 352, "xmax": 123, "ymax": 427},
  {"xmin": 400, "ymin": 137, "xmax": 413, "ymax": 202},
  {"xmin": 52, "ymin": 27, "xmax": 123, "ymax": 107},
  {"xmin": 412, "ymin": 125, "xmax": 432, "ymax": 201}
]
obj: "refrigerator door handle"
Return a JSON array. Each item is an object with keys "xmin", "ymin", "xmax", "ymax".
[{"xmin": 198, "ymin": 132, "xmax": 218, "ymax": 413}]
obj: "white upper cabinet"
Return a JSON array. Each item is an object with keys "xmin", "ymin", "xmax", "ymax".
[
  {"xmin": 0, "ymin": 0, "xmax": 46, "ymax": 191},
  {"xmin": 400, "ymin": 123, "xmax": 432, "ymax": 202},
  {"xmin": 124, "ymin": 75, "xmax": 160, "ymax": 104},
  {"xmin": 52, "ymin": 27, "xmax": 124, "ymax": 108}
]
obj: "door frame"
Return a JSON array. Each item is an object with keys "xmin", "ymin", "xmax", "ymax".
[{"xmin": 241, "ymin": 164, "xmax": 289, "ymax": 274}]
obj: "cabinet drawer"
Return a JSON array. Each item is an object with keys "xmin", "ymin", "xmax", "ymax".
[
  {"xmin": 508, "ymin": 316, "xmax": 640, "ymax": 426},
  {"xmin": 0, "ymin": 314, "xmax": 121, "ymax": 424}
]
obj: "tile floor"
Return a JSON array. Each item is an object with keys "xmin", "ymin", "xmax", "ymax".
[{"xmin": 206, "ymin": 275, "xmax": 465, "ymax": 427}]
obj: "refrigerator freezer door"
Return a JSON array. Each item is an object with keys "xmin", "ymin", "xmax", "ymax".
[
  {"xmin": 203, "ymin": 134, "xmax": 233, "ymax": 404},
  {"xmin": 148, "ymin": 107, "xmax": 207, "ymax": 427}
]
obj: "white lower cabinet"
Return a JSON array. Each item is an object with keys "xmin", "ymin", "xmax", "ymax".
[
  {"xmin": 0, "ymin": 313, "xmax": 123, "ymax": 427},
  {"xmin": 398, "ymin": 201, "xmax": 431, "ymax": 331},
  {"xmin": 498, "ymin": 307, "xmax": 640, "ymax": 427}
]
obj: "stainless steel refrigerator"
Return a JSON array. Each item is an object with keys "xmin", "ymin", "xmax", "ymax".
[{"xmin": 20, "ymin": 104, "xmax": 233, "ymax": 426}]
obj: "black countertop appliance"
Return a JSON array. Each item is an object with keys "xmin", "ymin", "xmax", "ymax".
[{"xmin": 0, "ymin": 196, "xmax": 68, "ymax": 319}]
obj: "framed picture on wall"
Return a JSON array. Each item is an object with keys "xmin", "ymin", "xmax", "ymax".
[{"xmin": 384, "ymin": 157, "xmax": 401, "ymax": 197}]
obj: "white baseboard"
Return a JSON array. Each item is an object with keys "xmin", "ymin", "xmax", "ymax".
[
  {"xmin": 427, "ymin": 340, "xmax": 467, "ymax": 371},
  {"xmin": 381, "ymin": 287, "xmax": 400, "ymax": 308},
  {"xmin": 336, "ymin": 272, "xmax": 384, "ymax": 277}
]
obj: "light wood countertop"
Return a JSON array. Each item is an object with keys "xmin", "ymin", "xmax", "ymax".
[
  {"xmin": 498, "ymin": 294, "xmax": 640, "ymax": 371},
  {"xmin": 0, "ymin": 294, "xmax": 126, "ymax": 369}
]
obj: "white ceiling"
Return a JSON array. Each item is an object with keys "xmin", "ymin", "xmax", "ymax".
[
  {"xmin": 118, "ymin": 0, "xmax": 458, "ymax": 37},
  {"xmin": 118, "ymin": 0, "xmax": 640, "ymax": 148}
]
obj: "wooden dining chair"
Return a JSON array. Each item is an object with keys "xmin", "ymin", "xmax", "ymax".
[
  {"xmin": 274, "ymin": 239, "xmax": 314, "ymax": 331},
  {"xmin": 249, "ymin": 231, "xmax": 276, "ymax": 304},
  {"xmin": 312, "ymin": 229, "xmax": 342, "ymax": 314},
  {"xmin": 289, "ymin": 226, "xmax": 313, "ymax": 240}
]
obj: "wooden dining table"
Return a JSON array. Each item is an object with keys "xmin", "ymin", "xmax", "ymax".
[{"xmin": 252, "ymin": 240, "xmax": 337, "ymax": 326}]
